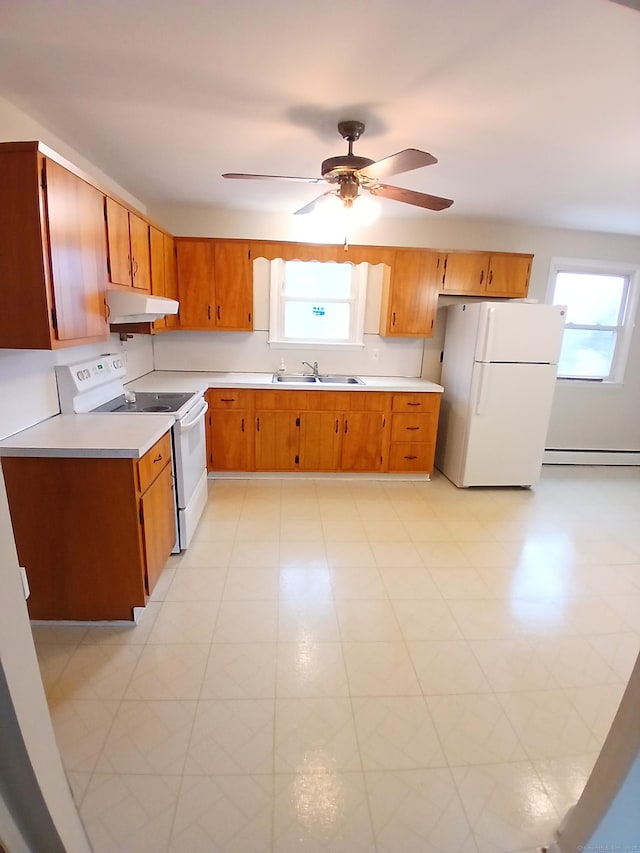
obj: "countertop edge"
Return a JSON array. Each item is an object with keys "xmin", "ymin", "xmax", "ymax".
[{"xmin": 128, "ymin": 371, "xmax": 444, "ymax": 394}]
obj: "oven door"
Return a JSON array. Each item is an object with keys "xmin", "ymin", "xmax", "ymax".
[{"xmin": 173, "ymin": 396, "xmax": 208, "ymax": 509}]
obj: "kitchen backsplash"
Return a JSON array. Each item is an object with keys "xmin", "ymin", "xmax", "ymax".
[
  {"xmin": 153, "ymin": 257, "xmax": 425, "ymax": 378},
  {"xmin": 0, "ymin": 334, "xmax": 153, "ymax": 440},
  {"xmin": 152, "ymin": 330, "xmax": 423, "ymax": 376}
]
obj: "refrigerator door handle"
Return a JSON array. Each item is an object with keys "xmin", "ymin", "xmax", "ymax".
[
  {"xmin": 475, "ymin": 364, "xmax": 489, "ymax": 415},
  {"xmin": 479, "ymin": 305, "xmax": 496, "ymax": 362}
]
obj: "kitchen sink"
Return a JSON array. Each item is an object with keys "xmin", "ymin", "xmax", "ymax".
[
  {"xmin": 317, "ymin": 375, "xmax": 364, "ymax": 384},
  {"xmin": 272, "ymin": 374, "xmax": 318, "ymax": 383},
  {"xmin": 272, "ymin": 374, "xmax": 364, "ymax": 385}
]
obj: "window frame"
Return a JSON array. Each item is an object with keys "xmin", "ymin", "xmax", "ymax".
[
  {"xmin": 546, "ymin": 257, "xmax": 640, "ymax": 385},
  {"xmin": 268, "ymin": 258, "xmax": 369, "ymax": 349}
]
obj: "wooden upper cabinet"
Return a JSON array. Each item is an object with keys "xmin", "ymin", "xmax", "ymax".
[
  {"xmin": 176, "ymin": 239, "xmax": 253, "ymax": 331},
  {"xmin": 176, "ymin": 239, "xmax": 216, "ymax": 328},
  {"xmin": 163, "ymin": 233, "xmax": 179, "ymax": 329},
  {"xmin": 0, "ymin": 143, "xmax": 109, "ymax": 349},
  {"xmin": 441, "ymin": 252, "xmax": 488, "ymax": 295},
  {"xmin": 215, "ymin": 241, "xmax": 252, "ymax": 330},
  {"xmin": 485, "ymin": 254, "xmax": 532, "ymax": 298},
  {"xmin": 441, "ymin": 251, "xmax": 532, "ymax": 298},
  {"xmin": 105, "ymin": 197, "xmax": 132, "ymax": 286},
  {"xmin": 129, "ymin": 212, "xmax": 151, "ymax": 291},
  {"xmin": 380, "ymin": 249, "xmax": 442, "ymax": 337},
  {"xmin": 105, "ymin": 197, "xmax": 151, "ymax": 292}
]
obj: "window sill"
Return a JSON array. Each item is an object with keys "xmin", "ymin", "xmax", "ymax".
[
  {"xmin": 268, "ymin": 340, "xmax": 365, "ymax": 351},
  {"xmin": 556, "ymin": 378, "xmax": 623, "ymax": 388}
]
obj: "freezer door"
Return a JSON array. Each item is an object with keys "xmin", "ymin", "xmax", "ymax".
[
  {"xmin": 460, "ymin": 362, "xmax": 558, "ymax": 487},
  {"xmin": 474, "ymin": 302, "xmax": 566, "ymax": 364}
]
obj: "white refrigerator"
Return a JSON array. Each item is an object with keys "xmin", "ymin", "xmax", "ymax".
[{"xmin": 436, "ymin": 301, "xmax": 566, "ymax": 487}]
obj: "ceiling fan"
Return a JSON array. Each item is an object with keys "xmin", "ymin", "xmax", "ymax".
[{"xmin": 222, "ymin": 120, "xmax": 454, "ymax": 216}]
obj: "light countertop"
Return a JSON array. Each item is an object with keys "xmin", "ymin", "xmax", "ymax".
[
  {"xmin": 127, "ymin": 371, "xmax": 443, "ymax": 394},
  {"xmin": 0, "ymin": 414, "xmax": 174, "ymax": 459}
]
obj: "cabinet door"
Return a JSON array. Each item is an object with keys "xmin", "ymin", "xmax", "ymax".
[
  {"xmin": 140, "ymin": 463, "xmax": 175, "ymax": 595},
  {"xmin": 105, "ymin": 197, "xmax": 132, "ymax": 286},
  {"xmin": 255, "ymin": 411, "xmax": 299, "ymax": 471},
  {"xmin": 383, "ymin": 250, "xmax": 441, "ymax": 337},
  {"xmin": 299, "ymin": 412, "xmax": 341, "ymax": 471},
  {"xmin": 441, "ymin": 253, "xmax": 488, "ymax": 294},
  {"xmin": 163, "ymin": 234, "xmax": 179, "ymax": 329},
  {"xmin": 485, "ymin": 254, "xmax": 531, "ymax": 298},
  {"xmin": 210, "ymin": 411, "xmax": 251, "ymax": 471},
  {"xmin": 214, "ymin": 241, "xmax": 253, "ymax": 330},
  {"xmin": 150, "ymin": 226, "xmax": 166, "ymax": 331},
  {"xmin": 341, "ymin": 412, "xmax": 385, "ymax": 472},
  {"xmin": 176, "ymin": 239, "xmax": 215, "ymax": 328},
  {"xmin": 129, "ymin": 212, "xmax": 151, "ymax": 292},
  {"xmin": 45, "ymin": 160, "xmax": 109, "ymax": 341}
]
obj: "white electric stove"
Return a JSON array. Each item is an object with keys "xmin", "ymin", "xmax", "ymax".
[{"xmin": 55, "ymin": 355, "xmax": 208, "ymax": 550}]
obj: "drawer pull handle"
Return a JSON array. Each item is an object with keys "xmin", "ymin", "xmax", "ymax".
[
  {"xmin": 220, "ymin": 398, "xmax": 236, "ymax": 402},
  {"xmin": 153, "ymin": 454, "xmax": 162, "ymax": 463},
  {"xmin": 404, "ymin": 455, "xmax": 418, "ymax": 460},
  {"xmin": 406, "ymin": 426, "xmax": 420, "ymax": 431},
  {"xmin": 407, "ymin": 402, "xmax": 421, "ymax": 407}
]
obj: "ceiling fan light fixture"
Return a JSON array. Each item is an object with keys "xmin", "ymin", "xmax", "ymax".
[
  {"xmin": 345, "ymin": 193, "xmax": 381, "ymax": 227},
  {"xmin": 310, "ymin": 191, "xmax": 380, "ymax": 229}
]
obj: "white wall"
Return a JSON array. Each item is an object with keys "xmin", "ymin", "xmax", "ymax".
[
  {"xmin": 0, "ymin": 94, "xmax": 145, "ymax": 212},
  {"xmin": 152, "ymin": 204, "xmax": 640, "ymax": 454}
]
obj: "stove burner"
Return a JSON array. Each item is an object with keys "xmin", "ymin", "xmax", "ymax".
[{"xmin": 142, "ymin": 405, "xmax": 172, "ymax": 412}]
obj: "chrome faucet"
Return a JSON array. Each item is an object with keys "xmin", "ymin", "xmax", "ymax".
[{"xmin": 302, "ymin": 360, "xmax": 319, "ymax": 376}]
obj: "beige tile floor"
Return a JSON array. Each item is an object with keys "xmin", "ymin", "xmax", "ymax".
[{"xmin": 34, "ymin": 466, "xmax": 640, "ymax": 852}]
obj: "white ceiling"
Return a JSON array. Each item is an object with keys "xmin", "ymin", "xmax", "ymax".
[{"xmin": 1, "ymin": 0, "xmax": 639, "ymax": 234}]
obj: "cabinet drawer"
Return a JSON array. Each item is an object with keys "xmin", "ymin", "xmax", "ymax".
[
  {"xmin": 138, "ymin": 432, "xmax": 172, "ymax": 493},
  {"xmin": 391, "ymin": 393, "xmax": 439, "ymax": 413},
  {"xmin": 390, "ymin": 413, "xmax": 435, "ymax": 442},
  {"xmin": 387, "ymin": 442, "xmax": 435, "ymax": 472},
  {"xmin": 207, "ymin": 389, "xmax": 252, "ymax": 409}
]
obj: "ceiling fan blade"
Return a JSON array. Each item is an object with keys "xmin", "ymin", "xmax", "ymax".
[
  {"xmin": 359, "ymin": 149, "xmax": 437, "ymax": 181},
  {"xmin": 222, "ymin": 172, "xmax": 323, "ymax": 183},
  {"xmin": 370, "ymin": 183, "xmax": 454, "ymax": 211},
  {"xmin": 293, "ymin": 191, "xmax": 337, "ymax": 216}
]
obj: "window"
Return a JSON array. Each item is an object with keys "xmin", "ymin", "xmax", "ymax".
[
  {"xmin": 548, "ymin": 259, "xmax": 639, "ymax": 383},
  {"xmin": 269, "ymin": 259, "xmax": 368, "ymax": 347}
]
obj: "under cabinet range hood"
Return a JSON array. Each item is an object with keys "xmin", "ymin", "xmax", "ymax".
[{"xmin": 106, "ymin": 290, "xmax": 179, "ymax": 324}]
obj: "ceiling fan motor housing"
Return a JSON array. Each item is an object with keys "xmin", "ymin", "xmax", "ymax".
[{"xmin": 321, "ymin": 154, "xmax": 375, "ymax": 179}]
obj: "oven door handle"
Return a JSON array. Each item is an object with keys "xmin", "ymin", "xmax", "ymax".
[{"xmin": 178, "ymin": 398, "xmax": 209, "ymax": 431}]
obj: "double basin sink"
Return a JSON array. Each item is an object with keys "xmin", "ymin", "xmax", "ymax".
[{"xmin": 273, "ymin": 373, "xmax": 364, "ymax": 385}]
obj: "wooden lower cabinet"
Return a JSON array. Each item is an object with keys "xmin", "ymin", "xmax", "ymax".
[
  {"xmin": 255, "ymin": 411, "xmax": 299, "ymax": 471},
  {"xmin": 207, "ymin": 389, "xmax": 253, "ymax": 471},
  {"xmin": 210, "ymin": 411, "xmax": 252, "ymax": 471},
  {"xmin": 387, "ymin": 393, "xmax": 440, "ymax": 474},
  {"xmin": 341, "ymin": 412, "xmax": 386, "ymax": 472},
  {"xmin": 1, "ymin": 433, "xmax": 175, "ymax": 621},
  {"xmin": 299, "ymin": 412, "xmax": 342, "ymax": 471},
  {"xmin": 203, "ymin": 388, "xmax": 441, "ymax": 475},
  {"xmin": 139, "ymin": 462, "xmax": 176, "ymax": 595}
]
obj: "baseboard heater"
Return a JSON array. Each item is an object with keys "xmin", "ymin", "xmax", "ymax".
[{"xmin": 543, "ymin": 449, "xmax": 640, "ymax": 466}]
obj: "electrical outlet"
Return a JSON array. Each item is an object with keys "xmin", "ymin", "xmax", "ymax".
[{"xmin": 371, "ymin": 348, "xmax": 380, "ymax": 361}]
